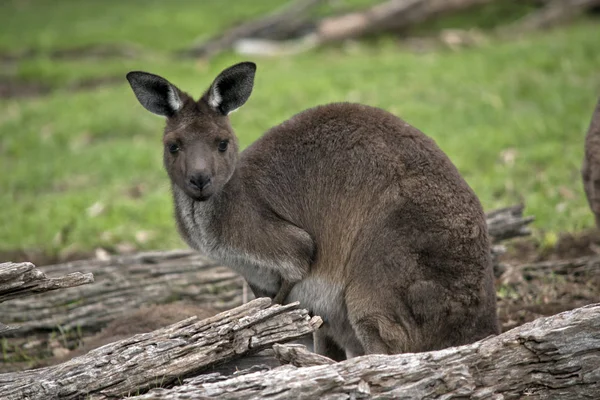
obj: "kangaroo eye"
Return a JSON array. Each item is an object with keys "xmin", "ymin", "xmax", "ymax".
[
  {"xmin": 218, "ymin": 140, "xmax": 229, "ymax": 153},
  {"xmin": 167, "ymin": 143, "xmax": 180, "ymax": 154}
]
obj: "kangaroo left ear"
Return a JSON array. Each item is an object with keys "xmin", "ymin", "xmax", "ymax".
[
  {"xmin": 126, "ymin": 71, "xmax": 183, "ymax": 118},
  {"xmin": 206, "ymin": 62, "xmax": 256, "ymax": 115}
]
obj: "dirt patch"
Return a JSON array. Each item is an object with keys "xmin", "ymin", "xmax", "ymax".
[
  {"xmin": 0, "ymin": 76, "xmax": 123, "ymax": 99},
  {"xmin": 0, "ymin": 44, "xmax": 140, "ymax": 64},
  {"xmin": 0, "ymin": 78, "xmax": 50, "ymax": 98},
  {"xmin": 496, "ymin": 228, "xmax": 600, "ymax": 332}
]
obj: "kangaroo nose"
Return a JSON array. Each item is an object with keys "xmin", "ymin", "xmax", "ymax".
[{"xmin": 188, "ymin": 173, "xmax": 212, "ymax": 190}]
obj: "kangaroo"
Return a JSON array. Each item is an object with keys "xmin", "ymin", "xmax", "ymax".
[
  {"xmin": 583, "ymin": 98, "xmax": 600, "ymax": 228},
  {"xmin": 126, "ymin": 62, "xmax": 499, "ymax": 359}
]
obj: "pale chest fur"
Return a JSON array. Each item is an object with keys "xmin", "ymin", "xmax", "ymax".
[{"xmin": 174, "ymin": 189, "xmax": 281, "ymax": 295}]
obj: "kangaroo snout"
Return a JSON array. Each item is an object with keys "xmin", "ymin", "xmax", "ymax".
[{"xmin": 188, "ymin": 172, "xmax": 212, "ymax": 191}]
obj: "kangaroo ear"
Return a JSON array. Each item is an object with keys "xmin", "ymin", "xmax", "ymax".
[
  {"xmin": 126, "ymin": 71, "xmax": 183, "ymax": 117},
  {"xmin": 206, "ymin": 62, "xmax": 256, "ymax": 115}
]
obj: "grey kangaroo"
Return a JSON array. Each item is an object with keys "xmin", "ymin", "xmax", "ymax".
[{"xmin": 126, "ymin": 62, "xmax": 499, "ymax": 359}]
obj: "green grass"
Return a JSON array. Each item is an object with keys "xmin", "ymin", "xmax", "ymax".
[{"xmin": 1, "ymin": 1, "xmax": 599, "ymax": 258}]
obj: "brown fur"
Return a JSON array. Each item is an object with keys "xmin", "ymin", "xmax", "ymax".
[
  {"xmin": 127, "ymin": 63, "xmax": 499, "ymax": 359},
  {"xmin": 583, "ymin": 98, "xmax": 600, "ymax": 228}
]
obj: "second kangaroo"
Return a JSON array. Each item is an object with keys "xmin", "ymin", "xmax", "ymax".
[{"xmin": 126, "ymin": 62, "xmax": 499, "ymax": 359}]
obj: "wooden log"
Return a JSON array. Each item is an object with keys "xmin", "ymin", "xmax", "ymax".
[
  {"xmin": 583, "ymin": 97, "xmax": 600, "ymax": 228},
  {"xmin": 0, "ymin": 298, "xmax": 322, "ymax": 400},
  {"xmin": 182, "ymin": 0, "xmax": 323, "ymax": 58},
  {"xmin": 234, "ymin": 0, "xmax": 497, "ymax": 56},
  {"xmin": 0, "ymin": 262, "xmax": 93, "ymax": 303},
  {"xmin": 501, "ymin": 254, "xmax": 600, "ymax": 284},
  {"xmin": 486, "ymin": 203, "xmax": 534, "ymax": 243},
  {"xmin": 129, "ymin": 303, "xmax": 600, "ymax": 399},
  {"xmin": 0, "ymin": 204, "xmax": 529, "ymax": 336},
  {"xmin": 502, "ymin": 0, "xmax": 600, "ymax": 34},
  {"xmin": 272, "ymin": 343, "xmax": 335, "ymax": 367},
  {"xmin": 0, "ymin": 251, "xmax": 243, "ymax": 334}
]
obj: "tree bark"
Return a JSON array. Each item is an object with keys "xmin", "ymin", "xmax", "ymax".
[
  {"xmin": 0, "ymin": 251, "xmax": 243, "ymax": 334},
  {"xmin": 583, "ymin": 97, "xmax": 600, "ymax": 228},
  {"xmin": 0, "ymin": 205, "xmax": 531, "ymax": 336},
  {"xmin": 502, "ymin": 0, "xmax": 600, "ymax": 34},
  {"xmin": 0, "ymin": 298, "xmax": 322, "ymax": 400},
  {"xmin": 129, "ymin": 303, "xmax": 600, "ymax": 400},
  {"xmin": 187, "ymin": 0, "xmax": 498, "ymax": 57},
  {"xmin": 182, "ymin": 0, "xmax": 324, "ymax": 58},
  {"xmin": 0, "ymin": 261, "xmax": 93, "ymax": 303}
]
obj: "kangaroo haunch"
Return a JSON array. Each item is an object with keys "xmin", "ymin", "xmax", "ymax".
[{"xmin": 126, "ymin": 62, "xmax": 499, "ymax": 359}]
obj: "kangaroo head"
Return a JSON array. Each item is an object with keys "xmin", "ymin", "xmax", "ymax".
[{"xmin": 126, "ymin": 62, "xmax": 256, "ymax": 201}]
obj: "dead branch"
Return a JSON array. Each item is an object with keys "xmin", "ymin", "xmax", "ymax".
[
  {"xmin": 235, "ymin": 0, "xmax": 496, "ymax": 56},
  {"xmin": 0, "ymin": 298, "xmax": 322, "ymax": 400},
  {"xmin": 0, "ymin": 261, "xmax": 93, "ymax": 303},
  {"xmin": 186, "ymin": 0, "xmax": 497, "ymax": 57},
  {"xmin": 583, "ymin": 97, "xmax": 600, "ymax": 228},
  {"xmin": 0, "ymin": 204, "xmax": 527, "ymax": 336},
  {"xmin": 502, "ymin": 0, "xmax": 600, "ymax": 34},
  {"xmin": 129, "ymin": 303, "xmax": 600, "ymax": 399},
  {"xmin": 0, "ymin": 251, "xmax": 243, "ymax": 334},
  {"xmin": 182, "ymin": 0, "xmax": 323, "ymax": 58},
  {"xmin": 272, "ymin": 343, "xmax": 335, "ymax": 367},
  {"xmin": 486, "ymin": 203, "xmax": 534, "ymax": 243}
]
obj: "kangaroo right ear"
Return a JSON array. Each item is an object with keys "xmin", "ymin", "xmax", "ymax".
[
  {"xmin": 126, "ymin": 71, "xmax": 183, "ymax": 117},
  {"xmin": 206, "ymin": 62, "xmax": 256, "ymax": 115}
]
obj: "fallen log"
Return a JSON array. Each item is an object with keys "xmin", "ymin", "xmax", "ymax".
[
  {"xmin": 502, "ymin": 0, "xmax": 600, "ymax": 34},
  {"xmin": 182, "ymin": 0, "xmax": 323, "ymax": 58},
  {"xmin": 0, "ymin": 298, "xmax": 322, "ymax": 400},
  {"xmin": 583, "ymin": 97, "xmax": 600, "ymax": 228},
  {"xmin": 130, "ymin": 303, "xmax": 600, "ymax": 399},
  {"xmin": 0, "ymin": 261, "xmax": 93, "ymax": 303},
  {"xmin": 186, "ymin": 0, "xmax": 497, "ymax": 57},
  {"xmin": 0, "ymin": 251, "xmax": 243, "ymax": 334},
  {"xmin": 0, "ymin": 205, "xmax": 531, "ymax": 335}
]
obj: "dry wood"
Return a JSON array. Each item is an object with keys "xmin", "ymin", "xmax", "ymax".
[
  {"xmin": 0, "ymin": 261, "xmax": 93, "ymax": 303},
  {"xmin": 235, "ymin": 0, "xmax": 496, "ymax": 56},
  {"xmin": 502, "ymin": 0, "xmax": 600, "ymax": 34},
  {"xmin": 0, "ymin": 251, "xmax": 243, "ymax": 334},
  {"xmin": 583, "ymin": 97, "xmax": 600, "ymax": 227},
  {"xmin": 186, "ymin": 0, "xmax": 497, "ymax": 57},
  {"xmin": 130, "ymin": 303, "xmax": 600, "ymax": 399},
  {"xmin": 0, "ymin": 298, "xmax": 322, "ymax": 400},
  {"xmin": 486, "ymin": 203, "xmax": 534, "ymax": 243},
  {"xmin": 272, "ymin": 343, "xmax": 335, "ymax": 367},
  {"xmin": 501, "ymin": 254, "xmax": 600, "ymax": 286},
  {"xmin": 182, "ymin": 0, "xmax": 323, "ymax": 58},
  {"xmin": 0, "ymin": 205, "xmax": 529, "ymax": 336}
]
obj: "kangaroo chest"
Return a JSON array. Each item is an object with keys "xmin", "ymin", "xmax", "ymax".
[{"xmin": 174, "ymin": 192, "xmax": 281, "ymax": 296}]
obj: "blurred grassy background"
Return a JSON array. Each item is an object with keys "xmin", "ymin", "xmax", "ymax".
[{"xmin": 0, "ymin": 0, "xmax": 598, "ymax": 260}]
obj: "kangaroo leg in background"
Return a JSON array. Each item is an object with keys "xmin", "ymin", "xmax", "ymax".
[
  {"xmin": 313, "ymin": 327, "xmax": 347, "ymax": 362},
  {"xmin": 272, "ymin": 279, "xmax": 294, "ymax": 304},
  {"xmin": 583, "ymin": 97, "xmax": 600, "ymax": 228}
]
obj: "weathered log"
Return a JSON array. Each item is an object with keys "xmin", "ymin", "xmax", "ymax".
[
  {"xmin": 0, "ymin": 204, "xmax": 530, "ymax": 336},
  {"xmin": 0, "ymin": 298, "xmax": 322, "ymax": 400},
  {"xmin": 130, "ymin": 303, "xmax": 600, "ymax": 399},
  {"xmin": 502, "ymin": 0, "xmax": 600, "ymax": 34},
  {"xmin": 185, "ymin": 0, "xmax": 498, "ymax": 57},
  {"xmin": 0, "ymin": 261, "xmax": 93, "ymax": 303},
  {"xmin": 272, "ymin": 343, "xmax": 335, "ymax": 367},
  {"xmin": 501, "ymin": 254, "xmax": 600, "ymax": 285},
  {"xmin": 234, "ymin": 0, "xmax": 497, "ymax": 56},
  {"xmin": 486, "ymin": 203, "xmax": 534, "ymax": 243},
  {"xmin": 583, "ymin": 97, "xmax": 600, "ymax": 228},
  {"xmin": 0, "ymin": 251, "xmax": 243, "ymax": 334},
  {"xmin": 182, "ymin": 0, "xmax": 323, "ymax": 58}
]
